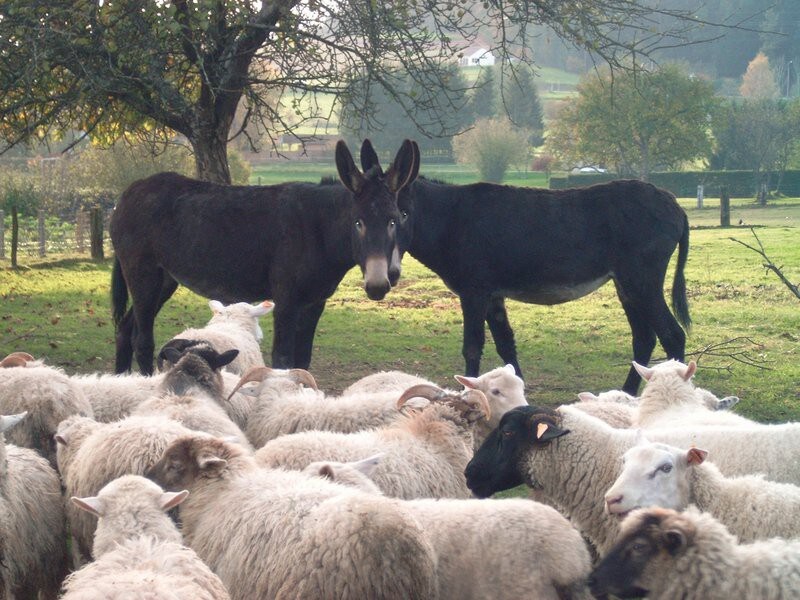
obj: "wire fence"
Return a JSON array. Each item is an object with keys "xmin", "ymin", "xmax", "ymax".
[{"xmin": 0, "ymin": 208, "xmax": 113, "ymax": 260}]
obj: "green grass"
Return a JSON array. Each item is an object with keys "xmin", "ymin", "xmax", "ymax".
[{"xmin": 1, "ymin": 198, "xmax": 798, "ymax": 425}]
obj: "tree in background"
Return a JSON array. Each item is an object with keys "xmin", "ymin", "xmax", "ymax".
[
  {"xmin": 501, "ymin": 66, "xmax": 544, "ymax": 146},
  {"xmin": 546, "ymin": 64, "xmax": 717, "ymax": 179},
  {"xmin": 470, "ymin": 67, "xmax": 497, "ymax": 120},
  {"xmin": 0, "ymin": 0, "xmax": 735, "ymax": 183},
  {"xmin": 761, "ymin": 1, "xmax": 800, "ymax": 96},
  {"xmin": 740, "ymin": 53, "xmax": 779, "ymax": 99},
  {"xmin": 338, "ymin": 65, "xmax": 472, "ymax": 159},
  {"xmin": 452, "ymin": 118, "xmax": 529, "ymax": 183},
  {"xmin": 710, "ymin": 98, "xmax": 800, "ymax": 197}
]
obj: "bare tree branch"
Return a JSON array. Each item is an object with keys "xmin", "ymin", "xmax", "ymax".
[{"xmin": 730, "ymin": 227, "xmax": 800, "ymax": 300}]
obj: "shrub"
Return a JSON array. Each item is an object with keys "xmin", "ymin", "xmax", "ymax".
[{"xmin": 452, "ymin": 118, "xmax": 530, "ymax": 183}]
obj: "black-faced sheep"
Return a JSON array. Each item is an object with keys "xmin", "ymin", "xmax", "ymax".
[{"xmin": 589, "ymin": 506, "xmax": 800, "ymax": 600}]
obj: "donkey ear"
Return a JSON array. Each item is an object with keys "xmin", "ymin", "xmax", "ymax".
[
  {"xmin": 360, "ymin": 138, "xmax": 382, "ymax": 174},
  {"xmin": 385, "ymin": 139, "xmax": 419, "ymax": 193},
  {"xmin": 336, "ymin": 140, "xmax": 365, "ymax": 194}
]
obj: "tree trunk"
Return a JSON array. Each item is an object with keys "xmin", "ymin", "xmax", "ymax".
[
  {"xmin": 191, "ymin": 124, "xmax": 232, "ymax": 184},
  {"xmin": 11, "ymin": 206, "xmax": 18, "ymax": 269}
]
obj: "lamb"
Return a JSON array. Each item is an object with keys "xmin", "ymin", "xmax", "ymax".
[
  {"xmin": 163, "ymin": 299, "xmax": 274, "ymax": 374},
  {"xmin": 146, "ymin": 434, "xmax": 438, "ymax": 600},
  {"xmin": 632, "ymin": 359, "xmax": 752, "ymax": 427},
  {"xmin": 303, "ymin": 457, "xmax": 594, "ymax": 600},
  {"xmin": 132, "ymin": 346, "xmax": 253, "ymax": 451},
  {"xmin": 0, "ymin": 411, "xmax": 68, "ymax": 600},
  {"xmin": 577, "ymin": 382, "xmax": 740, "ymax": 411},
  {"xmin": 255, "ymin": 384, "xmax": 491, "ymax": 499},
  {"xmin": 589, "ymin": 507, "xmax": 800, "ymax": 600},
  {"xmin": 236, "ymin": 364, "xmax": 523, "ymax": 449},
  {"xmin": 0, "ymin": 351, "xmax": 93, "ymax": 464},
  {"xmin": 604, "ymin": 438, "xmax": 800, "ymax": 542},
  {"xmin": 465, "ymin": 404, "xmax": 800, "ymax": 553},
  {"xmin": 62, "ymin": 475, "xmax": 230, "ymax": 599},
  {"xmin": 62, "ymin": 414, "xmax": 194, "ymax": 561}
]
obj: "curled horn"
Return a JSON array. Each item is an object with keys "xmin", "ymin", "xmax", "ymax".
[
  {"xmin": 226, "ymin": 366, "xmax": 275, "ymax": 401},
  {"xmin": 396, "ymin": 384, "xmax": 448, "ymax": 409},
  {"xmin": 287, "ymin": 369, "xmax": 319, "ymax": 391},
  {"xmin": 463, "ymin": 389, "xmax": 492, "ymax": 421},
  {"xmin": 0, "ymin": 352, "xmax": 36, "ymax": 368}
]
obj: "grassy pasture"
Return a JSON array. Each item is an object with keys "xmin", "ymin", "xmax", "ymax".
[{"xmin": 1, "ymin": 193, "xmax": 798, "ymax": 424}]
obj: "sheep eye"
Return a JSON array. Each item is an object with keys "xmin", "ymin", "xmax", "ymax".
[
  {"xmin": 660, "ymin": 464, "xmax": 673, "ymax": 474},
  {"xmin": 491, "ymin": 388, "xmax": 502, "ymax": 396}
]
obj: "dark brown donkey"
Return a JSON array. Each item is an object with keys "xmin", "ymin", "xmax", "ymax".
[
  {"xmin": 111, "ymin": 139, "xmax": 418, "ymax": 374},
  {"xmin": 367, "ymin": 141, "xmax": 691, "ymax": 394}
]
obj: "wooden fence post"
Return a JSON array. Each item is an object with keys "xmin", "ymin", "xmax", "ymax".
[
  {"xmin": 720, "ymin": 186, "xmax": 730, "ymax": 228},
  {"xmin": 90, "ymin": 206, "xmax": 105, "ymax": 260},
  {"xmin": 38, "ymin": 209, "xmax": 46, "ymax": 257},
  {"xmin": 696, "ymin": 184, "xmax": 704, "ymax": 209},
  {"xmin": 0, "ymin": 209, "xmax": 4, "ymax": 259}
]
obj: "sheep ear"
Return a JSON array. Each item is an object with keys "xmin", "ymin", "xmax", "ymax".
[
  {"xmin": 0, "ymin": 412, "xmax": 27, "ymax": 434},
  {"xmin": 716, "ymin": 396, "xmax": 740, "ymax": 410},
  {"xmin": 686, "ymin": 447, "xmax": 708, "ymax": 466},
  {"xmin": 54, "ymin": 433, "xmax": 68, "ymax": 446},
  {"xmin": 197, "ymin": 454, "xmax": 227, "ymax": 472},
  {"xmin": 502, "ymin": 364, "xmax": 515, "ymax": 374},
  {"xmin": 212, "ymin": 349, "xmax": 239, "ymax": 370},
  {"xmin": 318, "ymin": 465, "xmax": 335, "ymax": 481},
  {"xmin": 160, "ymin": 346, "xmax": 184, "ymax": 367},
  {"xmin": 632, "ymin": 361, "xmax": 654, "ymax": 381},
  {"xmin": 351, "ymin": 453, "xmax": 383, "ymax": 478},
  {"xmin": 663, "ymin": 528, "xmax": 689, "ymax": 556},
  {"xmin": 71, "ymin": 495, "xmax": 103, "ymax": 517},
  {"xmin": 533, "ymin": 421, "xmax": 569, "ymax": 442},
  {"xmin": 454, "ymin": 374, "xmax": 478, "ymax": 389},
  {"xmin": 209, "ymin": 300, "xmax": 225, "ymax": 314},
  {"xmin": 160, "ymin": 489, "xmax": 189, "ymax": 511},
  {"xmin": 252, "ymin": 300, "xmax": 274, "ymax": 317},
  {"xmin": 577, "ymin": 392, "xmax": 597, "ymax": 402},
  {"xmin": 683, "ymin": 361, "xmax": 697, "ymax": 381}
]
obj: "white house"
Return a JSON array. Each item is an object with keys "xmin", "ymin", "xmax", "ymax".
[{"xmin": 459, "ymin": 46, "xmax": 496, "ymax": 67}]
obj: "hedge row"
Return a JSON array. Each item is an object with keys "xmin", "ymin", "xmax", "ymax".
[{"xmin": 549, "ymin": 170, "xmax": 800, "ymax": 198}]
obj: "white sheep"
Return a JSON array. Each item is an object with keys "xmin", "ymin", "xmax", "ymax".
[
  {"xmin": 632, "ymin": 359, "xmax": 752, "ymax": 427},
  {"xmin": 255, "ymin": 384, "xmax": 491, "ymax": 499},
  {"xmin": 604, "ymin": 438, "xmax": 800, "ymax": 542},
  {"xmin": 577, "ymin": 382, "xmax": 740, "ymax": 411},
  {"xmin": 0, "ymin": 412, "xmax": 68, "ymax": 600},
  {"xmin": 465, "ymin": 404, "xmax": 800, "ymax": 554},
  {"xmin": 589, "ymin": 506, "xmax": 800, "ymax": 600},
  {"xmin": 303, "ymin": 457, "xmax": 594, "ymax": 600},
  {"xmin": 71, "ymin": 371, "xmax": 163, "ymax": 422},
  {"xmin": 146, "ymin": 434, "xmax": 438, "ymax": 600},
  {"xmin": 236, "ymin": 364, "xmax": 523, "ymax": 449},
  {"xmin": 61, "ymin": 414, "xmax": 194, "ymax": 562},
  {"xmin": 62, "ymin": 474, "xmax": 229, "ymax": 599},
  {"xmin": 163, "ymin": 299, "xmax": 273, "ymax": 374},
  {"xmin": 0, "ymin": 352, "xmax": 93, "ymax": 464}
]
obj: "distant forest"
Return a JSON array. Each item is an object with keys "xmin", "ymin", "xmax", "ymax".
[{"xmin": 526, "ymin": 0, "xmax": 797, "ymax": 86}]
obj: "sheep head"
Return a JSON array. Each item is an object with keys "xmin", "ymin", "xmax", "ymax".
[
  {"xmin": 147, "ymin": 435, "xmax": 240, "ymax": 492},
  {"xmin": 396, "ymin": 384, "xmax": 491, "ymax": 423}
]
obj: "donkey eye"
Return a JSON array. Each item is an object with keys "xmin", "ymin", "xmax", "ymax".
[
  {"xmin": 400, "ymin": 210, "xmax": 409, "ymax": 221},
  {"xmin": 388, "ymin": 219, "xmax": 396, "ymax": 232},
  {"xmin": 354, "ymin": 219, "xmax": 363, "ymax": 231},
  {"xmin": 502, "ymin": 430, "xmax": 515, "ymax": 438}
]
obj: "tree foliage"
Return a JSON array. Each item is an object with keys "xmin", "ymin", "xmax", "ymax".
[
  {"xmin": 452, "ymin": 118, "xmax": 529, "ymax": 183},
  {"xmin": 470, "ymin": 67, "xmax": 497, "ymax": 120},
  {"xmin": 500, "ymin": 66, "xmax": 544, "ymax": 146},
  {"xmin": 740, "ymin": 53, "xmax": 779, "ymax": 99},
  {"xmin": 0, "ymin": 0, "xmax": 734, "ymax": 182},
  {"xmin": 546, "ymin": 65, "xmax": 717, "ymax": 179}
]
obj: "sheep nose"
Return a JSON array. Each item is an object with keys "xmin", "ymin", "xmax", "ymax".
[{"xmin": 605, "ymin": 493, "xmax": 623, "ymax": 509}]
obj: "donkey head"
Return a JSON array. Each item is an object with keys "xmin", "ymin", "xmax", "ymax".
[{"xmin": 336, "ymin": 138, "xmax": 419, "ymax": 300}]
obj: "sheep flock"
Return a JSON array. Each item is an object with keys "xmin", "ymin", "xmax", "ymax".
[{"xmin": 1, "ymin": 299, "xmax": 798, "ymax": 599}]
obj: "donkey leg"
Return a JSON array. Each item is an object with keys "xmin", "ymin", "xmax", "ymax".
[
  {"xmin": 460, "ymin": 293, "xmax": 491, "ymax": 377},
  {"xmin": 642, "ymin": 294, "xmax": 687, "ymax": 362},
  {"xmin": 485, "ymin": 296, "xmax": 523, "ymax": 377},
  {"xmin": 293, "ymin": 300, "xmax": 327, "ymax": 369},
  {"xmin": 129, "ymin": 268, "xmax": 168, "ymax": 376},
  {"xmin": 114, "ymin": 309, "xmax": 136, "ymax": 373},
  {"xmin": 617, "ymin": 298, "xmax": 658, "ymax": 395},
  {"xmin": 271, "ymin": 302, "xmax": 300, "ymax": 369}
]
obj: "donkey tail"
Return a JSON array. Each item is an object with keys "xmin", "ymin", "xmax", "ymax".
[
  {"xmin": 111, "ymin": 257, "xmax": 129, "ymax": 327},
  {"xmin": 671, "ymin": 213, "xmax": 691, "ymax": 331}
]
